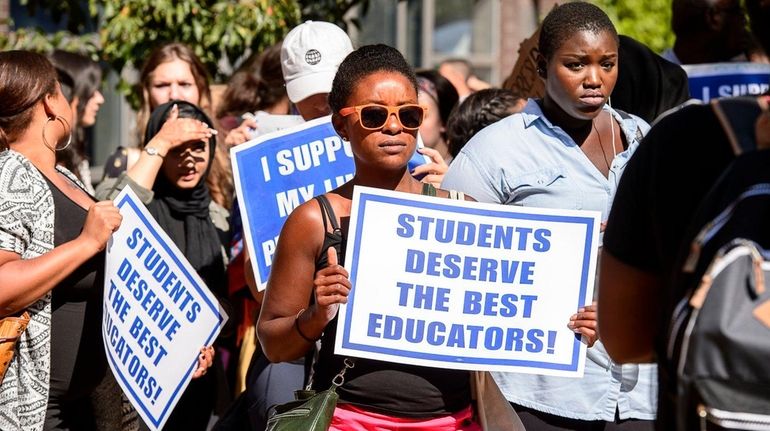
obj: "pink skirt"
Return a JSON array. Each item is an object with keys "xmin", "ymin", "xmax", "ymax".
[{"xmin": 328, "ymin": 404, "xmax": 482, "ymax": 431}]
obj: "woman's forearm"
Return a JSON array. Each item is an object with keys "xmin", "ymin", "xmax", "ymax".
[
  {"xmin": 0, "ymin": 236, "xmax": 101, "ymax": 315},
  {"xmin": 125, "ymin": 140, "xmax": 169, "ymax": 191},
  {"xmin": 258, "ymin": 305, "xmax": 328, "ymax": 362}
]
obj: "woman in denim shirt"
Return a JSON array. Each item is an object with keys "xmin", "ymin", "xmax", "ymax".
[{"xmin": 443, "ymin": 3, "xmax": 656, "ymax": 430}]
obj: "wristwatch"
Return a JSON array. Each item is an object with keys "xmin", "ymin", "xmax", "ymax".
[{"xmin": 144, "ymin": 146, "xmax": 165, "ymax": 158}]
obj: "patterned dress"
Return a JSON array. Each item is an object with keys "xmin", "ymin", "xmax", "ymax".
[{"xmin": 0, "ymin": 150, "xmax": 81, "ymax": 430}]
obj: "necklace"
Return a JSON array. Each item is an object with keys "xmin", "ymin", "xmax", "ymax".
[{"xmin": 592, "ymin": 111, "xmax": 617, "ymax": 172}]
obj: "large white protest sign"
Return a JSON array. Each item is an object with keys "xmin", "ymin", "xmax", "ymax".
[
  {"xmin": 104, "ymin": 186, "xmax": 228, "ymax": 430},
  {"xmin": 335, "ymin": 186, "xmax": 600, "ymax": 377},
  {"xmin": 232, "ymin": 116, "xmax": 430, "ymax": 291},
  {"xmin": 683, "ymin": 62, "xmax": 770, "ymax": 101}
]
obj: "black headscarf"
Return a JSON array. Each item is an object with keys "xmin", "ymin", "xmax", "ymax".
[
  {"xmin": 143, "ymin": 101, "xmax": 225, "ymax": 293},
  {"xmin": 612, "ymin": 35, "xmax": 691, "ymax": 124}
]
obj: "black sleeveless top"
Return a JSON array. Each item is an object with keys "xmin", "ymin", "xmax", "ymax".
[
  {"xmin": 45, "ymin": 177, "xmax": 107, "ymax": 399},
  {"xmin": 311, "ymin": 192, "xmax": 471, "ymax": 418}
]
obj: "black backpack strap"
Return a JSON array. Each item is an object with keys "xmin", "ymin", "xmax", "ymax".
[
  {"xmin": 314, "ymin": 195, "xmax": 341, "ymax": 234},
  {"xmin": 711, "ymin": 96, "xmax": 763, "ymax": 155}
]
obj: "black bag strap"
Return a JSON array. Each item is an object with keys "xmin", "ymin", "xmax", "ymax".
[
  {"xmin": 711, "ymin": 96, "xmax": 763, "ymax": 156},
  {"xmin": 315, "ymin": 194, "xmax": 341, "ymax": 234}
]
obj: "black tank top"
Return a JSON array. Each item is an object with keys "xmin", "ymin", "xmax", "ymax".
[
  {"xmin": 311, "ymin": 193, "xmax": 471, "ymax": 418},
  {"xmin": 45, "ymin": 176, "xmax": 107, "ymax": 399}
]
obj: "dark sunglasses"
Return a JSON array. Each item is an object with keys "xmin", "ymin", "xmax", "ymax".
[{"xmin": 339, "ymin": 103, "xmax": 428, "ymax": 130}]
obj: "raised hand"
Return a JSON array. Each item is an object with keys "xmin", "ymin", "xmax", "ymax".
[
  {"xmin": 145, "ymin": 104, "xmax": 217, "ymax": 155},
  {"xmin": 224, "ymin": 117, "xmax": 258, "ymax": 148}
]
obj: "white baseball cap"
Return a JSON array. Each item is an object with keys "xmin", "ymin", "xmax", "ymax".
[{"xmin": 281, "ymin": 21, "xmax": 354, "ymax": 103}]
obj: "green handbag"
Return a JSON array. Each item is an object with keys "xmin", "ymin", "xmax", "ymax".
[{"xmin": 266, "ymin": 358, "xmax": 354, "ymax": 431}]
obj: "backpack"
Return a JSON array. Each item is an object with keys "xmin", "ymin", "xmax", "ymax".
[{"xmin": 664, "ymin": 97, "xmax": 770, "ymax": 430}]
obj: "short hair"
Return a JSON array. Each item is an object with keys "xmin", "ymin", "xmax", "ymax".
[
  {"xmin": 539, "ymin": 2, "xmax": 619, "ymax": 60},
  {"xmin": 137, "ymin": 43, "xmax": 211, "ymax": 140},
  {"xmin": 0, "ymin": 51, "xmax": 59, "ymax": 150},
  {"xmin": 446, "ymin": 88, "xmax": 523, "ymax": 158},
  {"xmin": 328, "ymin": 44, "xmax": 418, "ymax": 113},
  {"xmin": 416, "ymin": 69, "xmax": 459, "ymax": 128},
  {"xmin": 217, "ymin": 42, "xmax": 286, "ymax": 118}
]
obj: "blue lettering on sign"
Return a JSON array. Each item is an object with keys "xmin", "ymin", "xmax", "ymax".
[
  {"xmin": 395, "ymin": 282, "xmax": 450, "ymax": 311},
  {"xmin": 394, "ymin": 215, "xmax": 551, "ymax": 251},
  {"xmin": 103, "ymin": 312, "xmax": 165, "ymax": 403},
  {"xmin": 683, "ymin": 64, "xmax": 770, "ymax": 102},
  {"xmin": 462, "ymin": 291, "xmax": 538, "ymax": 317},
  {"xmin": 365, "ymin": 313, "xmax": 557, "ymax": 354},
  {"xmin": 123, "ymin": 230, "xmax": 200, "ymax": 325},
  {"xmin": 404, "ymin": 249, "xmax": 537, "ymax": 284}
]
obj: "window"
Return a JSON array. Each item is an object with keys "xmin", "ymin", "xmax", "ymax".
[{"xmin": 351, "ymin": 0, "xmax": 500, "ymax": 83}]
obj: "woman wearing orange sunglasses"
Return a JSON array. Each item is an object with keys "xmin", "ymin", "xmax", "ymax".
[{"xmin": 257, "ymin": 44, "xmax": 483, "ymax": 430}]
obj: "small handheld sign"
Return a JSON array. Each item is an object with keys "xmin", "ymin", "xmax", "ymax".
[
  {"xmin": 104, "ymin": 186, "xmax": 228, "ymax": 430},
  {"xmin": 683, "ymin": 62, "xmax": 770, "ymax": 102},
  {"xmin": 335, "ymin": 186, "xmax": 600, "ymax": 378}
]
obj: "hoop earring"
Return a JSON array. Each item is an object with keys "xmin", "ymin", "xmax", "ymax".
[{"xmin": 42, "ymin": 115, "xmax": 73, "ymax": 152}]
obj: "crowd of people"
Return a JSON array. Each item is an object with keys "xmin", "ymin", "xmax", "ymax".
[{"xmin": 0, "ymin": 0, "xmax": 769, "ymax": 430}]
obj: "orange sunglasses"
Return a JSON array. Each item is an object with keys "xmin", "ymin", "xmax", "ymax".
[{"xmin": 339, "ymin": 103, "xmax": 428, "ymax": 131}]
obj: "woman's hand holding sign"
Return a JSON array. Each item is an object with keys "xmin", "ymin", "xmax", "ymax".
[
  {"xmin": 568, "ymin": 302, "xmax": 599, "ymax": 348},
  {"xmin": 79, "ymin": 201, "xmax": 123, "ymax": 253},
  {"xmin": 313, "ymin": 247, "xmax": 351, "ymax": 323},
  {"xmin": 192, "ymin": 346, "xmax": 215, "ymax": 379},
  {"xmin": 412, "ymin": 147, "xmax": 448, "ymax": 188}
]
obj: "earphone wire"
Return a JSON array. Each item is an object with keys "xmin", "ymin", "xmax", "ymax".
[{"xmin": 608, "ymin": 97, "xmax": 616, "ymax": 160}]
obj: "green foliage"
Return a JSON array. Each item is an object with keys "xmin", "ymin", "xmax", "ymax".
[
  {"xmin": 5, "ymin": 0, "xmax": 375, "ymax": 107},
  {"xmin": 0, "ymin": 27, "xmax": 100, "ymax": 59},
  {"xmin": 97, "ymin": 0, "xmax": 300, "ymax": 79},
  {"xmin": 94, "ymin": 0, "xmax": 368, "ymax": 108},
  {"xmin": 591, "ymin": 0, "xmax": 675, "ymax": 54}
]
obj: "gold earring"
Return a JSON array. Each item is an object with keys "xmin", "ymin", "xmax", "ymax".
[{"xmin": 42, "ymin": 115, "xmax": 72, "ymax": 152}]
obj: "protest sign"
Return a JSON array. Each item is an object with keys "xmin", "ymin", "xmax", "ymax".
[
  {"xmin": 502, "ymin": 26, "xmax": 545, "ymax": 100},
  {"xmin": 683, "ymin": 62, "xmax": 770, "ymax": 102},
  {"xmin": 104, "ymin": 186, "xmax": 228, "ymax": 430},
  {"xmin": 335, "ymin": 186, "xmax": 600, "ymax": 377},
  {"xmin": 241, "ymin": 112, "xmax": 304, "ymax": 139},
  {"xmin": 232, "ymin": 116, "xmax": 430, "ymax": 291}
]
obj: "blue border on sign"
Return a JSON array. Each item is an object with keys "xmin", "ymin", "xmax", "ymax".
[
  {"xmin": 341, "ymin": 192, "xmax": 595, "ymax": 372},
  {"xmin": 110, "ymin": 193, "xmax": 224, "ymax": 427}
]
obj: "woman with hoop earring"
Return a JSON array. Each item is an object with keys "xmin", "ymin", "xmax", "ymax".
[{"xmin": 0, "ymin": 50, "xmax": 123, "ymax": 431}]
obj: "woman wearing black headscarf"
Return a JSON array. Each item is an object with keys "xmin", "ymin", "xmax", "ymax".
[{"xmin": 96, "ymin": 100, "xmax": 225, "ymax": 430}]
